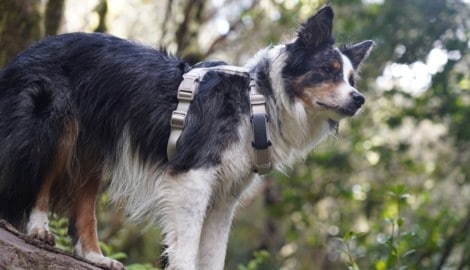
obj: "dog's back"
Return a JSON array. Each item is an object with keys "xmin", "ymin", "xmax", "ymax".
[{"xmin": 0, "ymin": 33, "xmax": 186, "ymax": 227}]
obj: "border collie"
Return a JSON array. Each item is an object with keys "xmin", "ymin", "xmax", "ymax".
[{"xmin": 0, "ymin": 6, "xmax": 373, "ymax": 270}]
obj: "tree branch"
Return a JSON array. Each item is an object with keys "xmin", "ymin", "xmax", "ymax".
[
  {"xmin": 0, "ymin": 219, "xmax": 106, "ymax": 270},
  {"xmin": 435, "ymin": 206, "xmax": 470, "ymax": 269},
  {"xmin": 203, "ymin": 0, "xmax": 260, "ymax": 58},
  {"xmin": 160, "ymin": 0, "xmax": 174, "ymax": 43},
  {"xmin": 93, "ymin": 0, "xmax": 108, "ymax": 33}
]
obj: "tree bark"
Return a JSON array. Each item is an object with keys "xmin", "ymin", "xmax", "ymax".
[
  {"xmin": 0, "ymin": 220, "xmax": 105, "ymax": 270},
  {"xmin": 0, "ymin": 0, "xmax": 42, "ymax": 67},
  {"xmin": 93, "ymin": 0, "xmax": 108, "ymax": 33},
  {"xmin": 45, "ymin": 0, "xmax": 65, "ymax": 35}
]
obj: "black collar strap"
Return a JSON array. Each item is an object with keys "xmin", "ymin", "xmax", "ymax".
[{"xmin": 167, "ymin": 66, "xmax": 273, "ymax": 175}]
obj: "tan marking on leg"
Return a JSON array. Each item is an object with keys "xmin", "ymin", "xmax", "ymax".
[
  {"xmin": 72, "ymin": 176, "xmax": 102, "ymax": 254},
  {"xmin": 28, "ymin": 120, "xmax": 78, "ymax": 245},
  {"xmin": 35, "ymin": 120, "xmax": 78, "ymax": 210},
  {"xmin": 71, "ymin": 175, "xmax": 125, "ymax": 270}
]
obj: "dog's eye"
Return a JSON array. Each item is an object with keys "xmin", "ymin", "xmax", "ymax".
[
  {"xmin": 322, "ymin": 66, "xmax": 334, "ymax": 74},
  {"xmin": 348, "ymin": 75, "xmax": 355, "ymax": 86}
]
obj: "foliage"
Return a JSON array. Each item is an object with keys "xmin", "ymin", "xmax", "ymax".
[
  {"xmin": 335, "ymin": 185, "xmax": 416, "ymax": 270},
  {"xmin": 49, "ymin": 215, "xmax": 72, "ymax": 253},
  {"xmin": 49, "ymin": 214, "xmax": 159, "ymax": 269},
  {"xmin": 237, "ymin": 250, "xmax": 270, "ymax": 270}
]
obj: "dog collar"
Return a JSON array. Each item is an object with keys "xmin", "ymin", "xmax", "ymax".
[
  {"xmin": 249, "ymin": 79, "xmax": 272, "ymax": 174},
  {"xmin": 167, "ymin": 66, "xmax": 273, "ymax": 175}
]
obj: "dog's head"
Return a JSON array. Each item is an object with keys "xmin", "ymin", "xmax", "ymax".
[{"xmin": 282, "ymin": 6, "xmax": 374, "ymax": 122}]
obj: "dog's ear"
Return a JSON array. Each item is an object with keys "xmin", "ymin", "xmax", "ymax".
[
  {"xmin": 341, "ymin": 40, "xmax": 375, "ymax": 69},
  {"xmin": 296, "ymin": 6, "xmax": 334, "ymax": 48}
]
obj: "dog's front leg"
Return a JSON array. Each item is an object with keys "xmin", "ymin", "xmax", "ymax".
[
  {"xmin": 197, "ymin": 175, "xmax": 262, "ymax": 270},
  {"xmin": 197, "ymin": 198, "xmax": 238, "ymax": 270},
  {"xmin": 163, "ymin": 169, "xmax": 215, "ymax": 270}
]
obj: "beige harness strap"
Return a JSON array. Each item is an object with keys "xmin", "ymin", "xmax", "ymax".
[
  {"xmin": 167, "ymin": 66, "xmax": 273, "ymax": 175},
  {"xmin": 167, "ymin": 68, "xmax": 209, "ymax": 160},
  {"xmin": 249, "ymin": 79, "xmax": 273, "ymax": 174}
]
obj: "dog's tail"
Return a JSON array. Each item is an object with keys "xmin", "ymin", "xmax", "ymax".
[{"xmin": 0, "ymin": 77, "xmax": 73, "ymax": 230}]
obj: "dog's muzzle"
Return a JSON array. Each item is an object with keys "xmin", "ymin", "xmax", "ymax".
[{"xmin": 351, "ymin": 91, "xmax": 365, "ymax": 109}]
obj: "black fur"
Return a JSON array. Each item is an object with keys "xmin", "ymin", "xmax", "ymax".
[
  {"xmin": 0, "ymin": 32, "xmax": 251, "ymax": 227},
  {"xmin": 341, "ymin": 40, "xmax": 375, "ymax": 69},
  {"xmin": 283, "ymin": 6, "xmax": 337, "ymax": 100},
  {"xmin": 252, "ymin": 57, "xmax": 275, "ymax": 99},
  {"xmin": 296, "ymin": 5, "xmax": 335, "ymax": 49}
]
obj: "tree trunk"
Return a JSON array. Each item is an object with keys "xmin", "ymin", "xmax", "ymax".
[
  {"xmin": 93, "ymin": 0, "xmax": 108, "ymax": 33},
  {"xmin": 0, "ymin": 0, "xmax": 42, "ymax": 67},
  {"xmin": 45, "ymin": 0, "xmax": 65, "ymax": 35}
]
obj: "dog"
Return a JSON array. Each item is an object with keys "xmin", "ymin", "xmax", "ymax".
[{"xmin": 0, "ymin": 6, "xmax": 373, "ymax": 270}]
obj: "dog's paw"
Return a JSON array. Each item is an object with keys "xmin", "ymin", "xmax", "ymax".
[
  {"xmin": 85, "ymin": 253, "xmax": 125, "ymax": 270},
  {"xmin": 93, "ymin": 257, "xmax": 125, "ymax": 270},
  {"xmin": 26, "ymin": 208, "xmax": 55, "ymax": 245},
  {"xmin": 29, "ymin": 227, "xmax": 56, "ymax": 246}
]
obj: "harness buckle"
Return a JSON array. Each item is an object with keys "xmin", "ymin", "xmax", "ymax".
[
  {"xmin": 177, "ymin": 88, "xmax": 195, "ymax": 101},
  {"xmin": 170, "ymin": 111, "xmax": 187, "ymax": 129},
  {"xmin": 250, "ymin": 94, "xmax": 266, "ymax": 105}
]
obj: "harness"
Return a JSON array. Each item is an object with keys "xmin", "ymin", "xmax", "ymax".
[{"xmin": 166, "ymin": 66, "xmax": 273, "ymax": 175}]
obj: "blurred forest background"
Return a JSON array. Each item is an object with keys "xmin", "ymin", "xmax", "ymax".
[{"xmin": 1, "ymin": 0, "xmax": 469, "ymax": 269}]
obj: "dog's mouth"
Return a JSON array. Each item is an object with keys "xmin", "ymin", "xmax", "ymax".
[{"xmin": 316, "ymin": 101, "xmax": 357, "ymax": 117}]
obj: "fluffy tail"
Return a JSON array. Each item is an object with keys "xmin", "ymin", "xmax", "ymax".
[{"xmin": 0, "ymin": 79, "xmax": 69, "ymax": 229}]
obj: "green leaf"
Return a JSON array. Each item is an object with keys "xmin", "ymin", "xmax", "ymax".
[
  {"xmin": 344, "ymin": 231, "xmax": 357, "ymax": 241},
  {"xmin": 348, "ymin": 262, "xmax": 360, "ymax": 270},
  {"xmin": 399, "ymin": 193, "xmax": 410, "ymax": 200},
  {"xmin": 109, "ymin": 252, "xmax": 127, "ymax": 260},
  {"xmin": 402, "ymin": 249, "xmax": 416, "ymax": 257},
  {"xmin": 375, "ymin": 260, "xmax": 387, "ymax": 270},
  {"xmin": 126, "ymin": 263, "xmax": 159, "ymax": 270},
  {"xmin": 397, "ymin": 217, "xmax": 405, "ymax": 227},
  {"xmin": 388, "ymin": 185, "xmax": 409, "ymax": 198}
]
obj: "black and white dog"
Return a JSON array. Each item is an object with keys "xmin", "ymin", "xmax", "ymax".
[{"xmin": 0, "ymin": 6, "xmax": 373, "ymax": 270}]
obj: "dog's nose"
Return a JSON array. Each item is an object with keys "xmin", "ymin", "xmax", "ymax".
[{"xmin": 351, "ymin": 91, "xmax": 365, "ymax": 108}]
